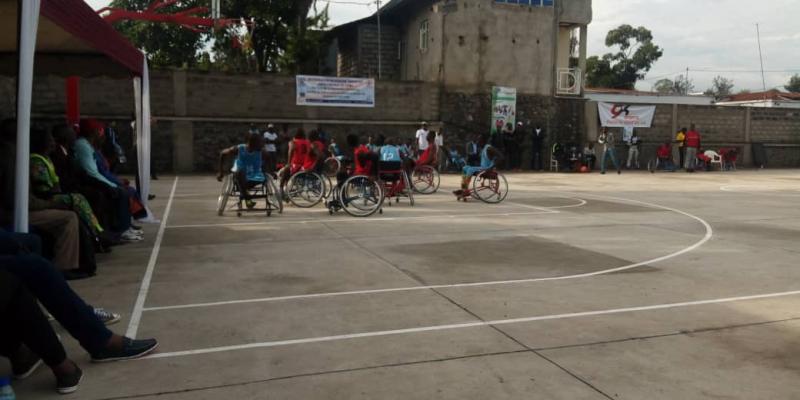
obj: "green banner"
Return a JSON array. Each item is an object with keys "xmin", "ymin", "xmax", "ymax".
[{"xmin": 491, "ymin": 86, "xmax": 517, "ymax": 135}]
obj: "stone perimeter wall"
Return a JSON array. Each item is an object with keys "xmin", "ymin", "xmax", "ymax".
[{"xmin": 1, "ymin": 69, "xmax": 798, "ymax": 171}]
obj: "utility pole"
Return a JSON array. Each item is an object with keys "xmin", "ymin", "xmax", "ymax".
[
  {"xmin": 756, "ymin": 23, "xmax": 767, "ymax": 100},
  {"xmin": 376, "ymin": 0, "xmax": 382, "ymax": 79}
]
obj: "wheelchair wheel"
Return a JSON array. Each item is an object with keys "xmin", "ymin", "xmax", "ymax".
[
  {"xmin": 647, "ymin": 158, "xmax": 658, "ymax": 173},
  {"xmin": 217, "ymin": 174, "xmax": 233, "ymax": 216},
  {"xmin": 322, "ymin": 174, "xmax": 334, "ymax": 199},
  {"xmin": 472, "ymin": 170, "xmax": 508, "ymax": 204},
  {"xmin": 341, "ymin": 175, "xmax": 383, "ymax": 217},
  {"xmin": 286, "ymin": 171, "xmax": 325, "ymax": 208},
  {"xmin": 403, "ymin": 171, "xmax": 415, "ymax": 206},
  {"xmin": 412, "ymin": 165, "xmax": 440, "ymax": 194},
  {"xmin": 323, "ymin": 157, "xmax": 340, "ymax": 177},
  {"xmin": 265, "ymin": 175, "xmax": 283, "ymax": 214}
]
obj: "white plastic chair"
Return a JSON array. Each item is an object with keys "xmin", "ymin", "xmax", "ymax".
[{"xmin": 704, "ymin": 150, "xmax": 723, "ymax": 171}]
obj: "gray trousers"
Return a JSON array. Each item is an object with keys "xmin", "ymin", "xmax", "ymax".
[{"xmin": 684, "ymin": 147, "xmax": 698, "ymax": 170}]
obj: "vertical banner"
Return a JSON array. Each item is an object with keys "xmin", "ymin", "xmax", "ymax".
[
  {"xmin": 598, "ymin": 102, "xmax": 656, "ymax": 128},
  {"xmin": 65, "ymin": 76, "xmax": 80, "ymax": 126},
  {"xmin": 490, "ymin": 86, "xmax": 517, "ymax": 135}
]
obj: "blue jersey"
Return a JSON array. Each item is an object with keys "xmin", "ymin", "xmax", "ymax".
[
  {"xmin": 380, "ymin": 145, "xmax": 402, "ymax": 162},
  {"xmin": 479, "ymin": 144, "xmax": 494, "ymax": 168},
  {"xmin": 234, "ymin": 144, "xmax": 265, "ymax": 182}
]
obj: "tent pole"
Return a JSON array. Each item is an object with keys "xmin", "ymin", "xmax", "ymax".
[{"xmin": 14, "ymin": 0, "xmax": 41, "ymax": 233}]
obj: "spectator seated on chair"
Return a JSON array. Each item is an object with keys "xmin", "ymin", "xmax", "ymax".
[
  {"xmin": 656, "ymin": 141, "xmax": 676, "ymax": 171},
  {"xmin": 74, "ymin": 119, "xmax": 142, "ymax": 242},
  {"xmin": 696, "ymin": 150, "xmax": 712, "ymax": 171},
  {"xmin": 0, "ymin": 230, "xmax": 158, "ymax": 394},
  {"xmin": 217, "ymin": 132, "xmax": 269, "ymax": 210},
  {"xmin": 29, "ymin": 128, "xmax": 110, "ymax": 253},
  {"xmin": 719, "ymin": 147, "xmax": 738, "ymax": 171}
]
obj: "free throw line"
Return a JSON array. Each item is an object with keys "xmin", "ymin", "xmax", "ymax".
[{"xmin": 143, "ymin": 288, "xmax": 800, "ymax": 360}]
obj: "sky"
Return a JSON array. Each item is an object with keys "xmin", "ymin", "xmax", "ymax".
[{"xmin": 87, "ymin": 0, "xmax": 800, "ymax": 92}]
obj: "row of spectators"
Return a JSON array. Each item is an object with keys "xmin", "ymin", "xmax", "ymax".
[{"xmin": 1, "ymin": 119, "xmax": 158, "ymax": 394}]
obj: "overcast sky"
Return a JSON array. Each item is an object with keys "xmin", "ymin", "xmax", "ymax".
[{"xmin": 87, "ymin": 0, "xmax": 800, "ymax": 92}]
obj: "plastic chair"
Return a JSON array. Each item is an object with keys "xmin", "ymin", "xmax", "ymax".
[{"xmin": 704, "ymin": 150, "xmax": 723, "ymax": 171}]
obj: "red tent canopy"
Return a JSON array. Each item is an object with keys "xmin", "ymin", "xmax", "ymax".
[{"xmin": 0, "ymin": 0, "xmax": 144, "ymax": 76}]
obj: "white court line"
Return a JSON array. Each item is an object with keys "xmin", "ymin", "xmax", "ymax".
[
  {"xmin": 143, "ymin": 288, "xmax": 800, "ymax": 360},
  {"xmin": 167, "ymin": 210, "xmax": 558, "ymax": 229},
  {"xmin": 144, "ymin": 193, "xmax": 712, "ymax": 312},
  {"xmin": 720, "ymin": 185, "xmax": 800, "ymax": 195},
  {"xmin": 125, "ymin": 177, "xmax": 179, "ymax": 339}
]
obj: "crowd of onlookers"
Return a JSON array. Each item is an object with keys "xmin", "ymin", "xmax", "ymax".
[{"xmin": 1, "ymin": 119, "xmax": 158, "ymax": 395}]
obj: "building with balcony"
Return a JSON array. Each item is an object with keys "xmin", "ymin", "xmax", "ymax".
[{"xmin": 329, "ymin": 0, "xmax": 592, "ymax": 96}]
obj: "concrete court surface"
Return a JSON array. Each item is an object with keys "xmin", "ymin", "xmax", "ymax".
[{"xmin": 8, "ymin": 169, "xmax": 800, "ymax": 399}]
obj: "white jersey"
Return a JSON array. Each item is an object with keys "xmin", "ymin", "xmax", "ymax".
[{"xmin": 416, "ymin": 129, "xmax": 429, "ymax": 151}]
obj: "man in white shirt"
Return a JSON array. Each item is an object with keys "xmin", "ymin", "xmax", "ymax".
[
  {"xmin": 263, "ymin": 123, "xmax": 279, "ymax": 173},
  {"xmin": 415, "ymin": 122, "xmax": 429, "ymax": 156}
]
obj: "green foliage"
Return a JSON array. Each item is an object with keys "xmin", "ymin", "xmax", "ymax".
[
  {"xmin": 586, "ymin": 25, "xmax": 663, "ymax": 90},
  {"xmin": 786, "ymin": 74, "xmax": 800, "ymax": 93},
  {"xmin": 109, "ymin": 0, "xmax": 206, "ymax": 69},
  {"xmin": 703, "ymin": 76, "xmax": 735, "ymax": 100},
  {"xmin": 108, "ymin": 0, "xmax": 328, "ymax": 73},
  {"xmin": 653, "ymin": 75, "xmax": 694, "ymax": 95}
]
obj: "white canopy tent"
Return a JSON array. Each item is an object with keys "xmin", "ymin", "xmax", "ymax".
[{"xmin": 1, "ymin": 0, "xmax": 154, "ymax": 232}]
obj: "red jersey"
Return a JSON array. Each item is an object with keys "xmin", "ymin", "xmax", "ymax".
[
  {"xmin": 303, "ymin": 140, "xmax": 324, "ymax": 171},
  {"xmin": 685, "ymin": 131, "xmax": 700, "ymax": 148},
  {"xmin": 418, "ymin": 144, "xmax": 436, "ymax": 165},
  {"xmin": 291, "ymin": 138, "xmax": 310, "ymax": 168},
  {"xmin": 657, "ymin": 145, "xmax": 671, "ymax": 159},
  {"xmin": 354, "ymin": 145, "xmax": 372, "ymax": 176}
]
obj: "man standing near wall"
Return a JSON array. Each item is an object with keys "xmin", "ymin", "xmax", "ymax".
[
  {"xmin": 530, "ymin": 124, "xmax": 546, "ymax": 171},
  {"xmin": 684, "ymin": 124, "xmax": 701, "ymax": 172},
  {"xmin": 598, "ymin": 128, "xmax": 621, "ymax": 175},
  {"xmin": 262, "ymin": 123, "xmax": 279, "ymax": 173},
  {"xmin": 675, "ymin": 127, "xmax": 687, "ymax": 169},
  {"xmin": 415, "ymin": 122, "xmax": 429, "ymax": 157}
]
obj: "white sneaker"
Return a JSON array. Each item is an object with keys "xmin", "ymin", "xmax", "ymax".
[{"xmin": 121, "ymin": 230, "xmax": 143, "ymax": 241}]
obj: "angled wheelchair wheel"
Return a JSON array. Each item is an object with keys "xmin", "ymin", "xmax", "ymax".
[
  {"xmin": 472, "ymin": 170, "xmax": 508, "ymax": 204},
  {"xmin": 322, "ymin": 175, "xmax": 334, "ymax": 199},
  {"xmin": 412, "ymin": 165, "xmax": 440, "ymax": 194},
  {"xmin": 341, "ymin": 175, "xmax": 384, "ymax": 217},
  {"xmin": 323, "ymin": 157, "xmax": 341, "ymax": 178},
  {"xmin": 286, "ymin": 171, "xmax": 325, "ymax": 208},
  {"xmin": 403, "ymin": 171, "xmax": 415, "ymax": 206},
  {"xmin": 265, "ymin": 175, "xmax": 283, "ymax": 214},
  {"xmin": 647, "ymin": 158, "xmax": 658, "ymax": 173},
  {"xmin": 217, "ymin": 174, "xmax": 233, "ymax": 216}
]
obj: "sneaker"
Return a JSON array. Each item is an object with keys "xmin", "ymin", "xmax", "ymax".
[
  {"xmin": 12, "ymin": 346, "xmax": 43, "ymax": 380},
  {"xmin": 246, "ymin": 199, "xmax": 256, "ymax": 209},
  {"xmin": 91, "ymin": 337, "xmax": 158, "ymax": 363},
  {"xmin": 121, "ymin": 230, "xmax": 143, "ymax": 242},
  {"xmin": 129, "ymin": 226, "xmax": 144, "ymax": 234},
  {"xmin": 55, "ymin": 365, "xmax": 82, "ymax": 395},
  {"xmin": 94, "ymin": 308, "xmax": 121, "ymax": 325}
]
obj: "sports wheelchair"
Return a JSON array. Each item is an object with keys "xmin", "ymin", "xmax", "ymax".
[
  {"xmin": 456, "ymin": 168, "xmax": 509, "ymax": 204},
  {"xmin": 327, "ymin": 174, "xmax": 385, "ymax": 217},
  {"xmin": 217, "ymin": 172, "xmax": 282, "ymax": 217}
]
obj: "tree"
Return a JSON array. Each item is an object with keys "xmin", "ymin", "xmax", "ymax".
[
  {"xmin": 107, "ymin": 0, "xmax": 327, "ymax": 73},
  {"xmin": 586, "ymin": 25, "xmax": 663, "ymax": 89},
  {"xmin": 704, "ymin": 76, "xmax": 735, "ymax": 100},
  {"xmin": 654, "ymin": 78, "xmax": 674, "ymax": 94},
  {"xmin": 108, "ymin": 0, "xmax": 206, "ymax": 68},
  {"xmin": 653, "ymin": 75, "xmax": 694, "ymax": 95},
  {"xmin": 786, "ymin": 74, "xmax": 800, "ymax": 93}
]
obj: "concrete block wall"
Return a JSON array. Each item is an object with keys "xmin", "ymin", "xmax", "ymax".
[{"xmin": 751, "ymin": 108, "xmax": 800, "ymax": 142}]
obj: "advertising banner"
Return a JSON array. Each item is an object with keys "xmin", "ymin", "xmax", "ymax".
[
  {"xmin": 491, "ymin": 86, "xmax": 517, "ymax": 135},
  {"xmin": 296, "ymin": 75, "xmax": 375, "ymax": 108},
  {"xmin": 598, "ymin": 102, "xmax": 656, "ymax": 128}
]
